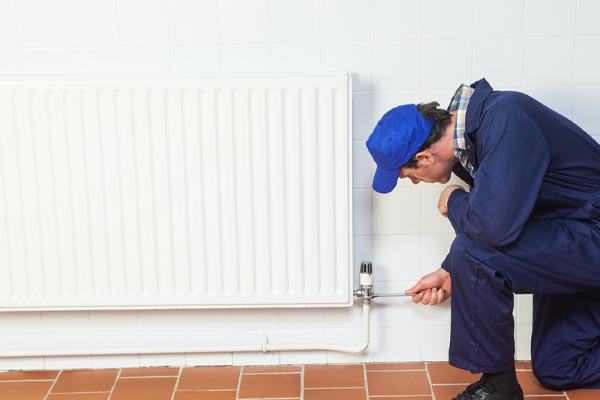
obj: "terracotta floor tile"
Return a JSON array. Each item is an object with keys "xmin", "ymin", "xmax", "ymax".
[
  {"xmin": 304, "ymin": 388, "xmax": 366, "ymax": 400},
  {"xmin": 52, "ymin": 370, "xmax": 118, "ymax": 393},
  {"xmin": 0, "ymin": 370, "xmax": 58, "ymax": 381},
  {"xmin": 517, "ymin": 370, "xmax": 564, "ymax": 396},
  {"xmin": 427, "ymin": 362, "xmax": 481, "ymax": 384},
  {"xmin": 367, "ymin": 371, "xmax": 430, "ymax": 396},
  {"xmin": 238, "ymin": 373, "xmax": 300, "ymax": 399},
  {"xmin": 565, "ymin": 388, "xmax": 600, "ymax": 400},
  {"xmin": 0, "ymin": 381, "xmax": 53, "ymax": 400},
  {"xmin": 432, "ymin": 384, "xmax": 469, "ymax": 400},
  {"xmin": 366, "ymin": 362, "xmax": 425, "ymax": 370},
  {"xmin": 244, "ymin": 365, "xmax": 301, "ymax": 373},
  {"xmin": 304, "ymin": 364, "xmax": 364, "ymax": 388},
  {"xmin": 173, "ymin": 391, "xmax": 237, "ymax": 400},
  {"xmin": 120, "ymin": 367, "xmax": 180, "ymax": 377},
  {"xmin": 110, "ymin": 377, "xmax": 177, "ymax": 400},
  {"xmin": 178, "ymin": 367, "xmax": 241, "ymax": 391},
  {"xmin": 47, "ymin": 394, "xmax": 110, "ymax": 400}
]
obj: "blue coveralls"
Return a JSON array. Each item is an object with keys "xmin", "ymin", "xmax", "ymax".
[{"xmin": 441, "ymin": 79, "xmax": 600, "ymax": 389}]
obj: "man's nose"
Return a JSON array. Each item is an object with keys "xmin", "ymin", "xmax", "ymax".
[{"xmin": 409, "ymin": 176, "xmax": 421, "ymax": 185}]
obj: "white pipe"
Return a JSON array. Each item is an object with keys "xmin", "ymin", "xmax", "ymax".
[{"xmin": 0, "ymin": 302, "xmax": 371, "ymax": 358}]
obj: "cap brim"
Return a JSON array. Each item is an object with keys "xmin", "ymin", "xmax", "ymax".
[{"xmin": 372, "ymin": 166, "xmax": 400, "ymax": 194}]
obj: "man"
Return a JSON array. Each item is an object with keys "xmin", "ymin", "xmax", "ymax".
[{"xmin": 366, "ymin": 78, "xmax": 600, "ymax": 400}]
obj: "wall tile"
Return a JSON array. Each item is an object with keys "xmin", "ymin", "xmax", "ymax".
[
  {"xmin": 270, "ymin": 0, "xmax": 319, "ymax": 43},
  {"xmin": 325, "ymin": 327, "xmax": 373, "ymax": 362},
  {"xmin": 371, "ymin": 41, "xmax": 421, "ymax": 92},
  {"xmin": 515, "ymin": 325, "xmax": 532, "ymax": 360},
  {"xmin": 221, "ymin": 44, "xmax": 270, "ymax": 73},
  {"xmin": 420, "ymin": 234, "xmax": 454, "ymax": 275},
  {"xmin": 92, "ymin": 354, "xmax": 140, "ymax": 368},
  {"xmin": 524, "ymin": 0, "xmax": 576, "ymax": 35},
  {"xmin": 44, "ymin": 356, "xmax": 92, "ymax": 370},
  {"xmin": 118, "ymin": 0, "xmax": 169, "ymax": 46},
  {"xmin": 353, "ymin": 236, "xmax": 373, "ymax": 283},
  {"xmin": 574, "ymin": 36, "xmax": 600, "ymax": 85},
  {"xmin": 185, "ymin": 352, "xmax": 233, "ymax": 366},
  {"xmin": 0, "ymin": 357, "xmax": 45, "ymax": 371},
  {"xmin": 120, "ymin": 46, "xmax": 170, "ymax": 74},
  {"xmin": 372, "ymin": 235, "xmax": 421, "ymax": 282},
  {"xmin": 230, "ymin": 309, "xmax": 278, "ymax": 330},
  {"xmin": 523, "ymin": 37, "xmax": 574, "ymax": 87},
  {"xmin": 474, "ymin": 0, "xmax": 524, "ymax": 36},
  {"xmin": 0, "ymin": 49, "xmax": 19, "ymax": 75},
  {"xmin": 278, "ymin": 309, "xmax": 326, "ymax": 330},
  {"xmin": 371, "ymin": 92, "xmax": 420, "ymax": 130},
  {"xmin": 422, "ymin": 38, "xmax": 473, "ymax": 90},
  {"xmin": 420, "ymin": 186, "xmax": 454, "ymax": 234},
  {"xmin": 182, "ymin": 310, "xmax": 232, "ymax": 331},
  {"xmin": 422, "ymin": 0, "xmax": 473, "ymax": 38},
  {"xmin": 421, "ymin": 301, "xmax": 451, "ymax": 326},
  {"xmin": 352, "ymin": 92, "xmax": 372, "ymax": 141},
  {"xmin": 373, "ymin": 326, "xmax": 421, "ymax": 361},
  {"xmin": 472, "ymin": 37, "xmax": 523, "ymax": 88},
  {"xmin": 168, "ymin": 0, "xmax": 219, "ymax": 45},
  {"xmin": 353, "ymin": 141, "xmax": 373, "ymax": 189},
  {"xmin": 373, "ymin": 188, "xmax": 420, "ymax": 235},
  {"xmin": 17, "ymin": 0, "xmax": 70, "ymax": 47},
  {"xmin": 89, "ymin": 311, "xmax": 139, "ymax": 332},
  {"xmin": 320, "ymin": 0, "xmax": 370, "ymax": 42},
  {"xmin": 371, "ymin": 0, "xmax": 421, "ymax": 41},
  {"xmin": 573, "ymin": 86, "xmax": 600, "ymax": 134},
  {"xmin": 270, "ymin": 43, "xmax": 320, "ymax": 73},
  {"xmin": 521, "ymin": 86, "xmax": 573, "ymax": 119},
  {"xmin": 220, "ymin": 0, "xmax": 269, "ymax": 44},
  {"xmin": 70, "ymin": 47, "xmax": 123, "ymax": 74},
  {"xmin": 353, "ymin": 189, "xmax": 373, "ymax": 236},
  {"xmin": 20, "ymin": 49, "xmax": 70, "ymax": 75},
  {"xmin": 420, "ymin": 326, "xmax": 450, "ymax": 361},
  {"xmin": 576, "ymin": 0, "xmax": 600, "ymax": 34},
  {"xmin": 140, "ymin": 354, "xmax": 186, "ymax": 367},
  {"xmin": 69, "ymin": 0, "xmax": 119, "ymax": 47},
  {"xmin": 516, "ymin": 294, "xmax": 533, "ymax": 325},
  {"xmin": 0, "ymin": 0, "xmax": 18, "ymax": 48},
  {"xmin": 170, "ymin": 44, "xmax": 221, "ymax": 73},
  {"xmin": 322, "ymin": 42, "xmax": 371, "ymax": 91},
  {"xmin": 371, "ymin": 281, "xmax": 421, "ymax": 327}
]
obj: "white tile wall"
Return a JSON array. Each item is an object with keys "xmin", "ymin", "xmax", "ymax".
[{"xmin": 0, "ymin": 0, "xmax": 597, "ymax": 370}]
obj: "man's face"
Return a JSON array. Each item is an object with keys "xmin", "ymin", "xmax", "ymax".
[{"xmin": 398, "ymin": 160, "xmax": 453, "ymax": 185}]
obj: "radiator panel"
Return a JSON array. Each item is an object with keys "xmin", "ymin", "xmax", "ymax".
[{"xmin": 0, "ymin": 75, "xmax": 352, "ymax": 310}]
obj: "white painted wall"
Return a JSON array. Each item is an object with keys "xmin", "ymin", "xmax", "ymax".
[{"xmin": 0, "ymin": 0, "xmax": 599, "ymax": 370}]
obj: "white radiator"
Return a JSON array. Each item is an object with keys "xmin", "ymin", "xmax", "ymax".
[{"xmin": 0, "ymin": 74, "xmax": 352, "ymax": 311}]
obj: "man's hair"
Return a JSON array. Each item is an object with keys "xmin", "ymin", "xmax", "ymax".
[{"xmin": 402, "ymin": 102, "xmax": 452, "ymax": 169}]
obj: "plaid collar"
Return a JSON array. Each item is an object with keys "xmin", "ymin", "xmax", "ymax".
[{"xmin": 448, "ymin": 84, "xmax": 476, "ymax": 177}]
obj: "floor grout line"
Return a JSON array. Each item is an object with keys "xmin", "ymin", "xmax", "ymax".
[
  {"xmin": 42, "ymin": 370, "xmax": 62, "ymax": 400},
  {"xmin": 169, "ymin": 366, "xmax": 183, "ymax": 400},
  {"xmin": 236, "ymin": 365, "xmax": 244, "ymax": 400},
  {"xmin": 106, "ymin": 368, "xmax": 122, "ymax": 400},
  {"xmin": 424, "ymin": 362, "xmax": 436, "ymax": 400},
  {"xmin": 363, "ymin": 363, "xmax": 369, "ymax": 400}
]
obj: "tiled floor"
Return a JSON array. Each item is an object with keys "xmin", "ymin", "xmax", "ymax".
[{"xmin": 0, "ymin": 362, "xmax": 598, "ymax": 400}]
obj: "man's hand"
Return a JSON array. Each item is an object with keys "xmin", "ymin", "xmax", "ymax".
[
  {"xmin": 405, "ymin": 268, "xmax": 451, "ymax": 305},
  {"xmin": 437, "ymin": 185, "xmax": 463, "ymax": 217}
]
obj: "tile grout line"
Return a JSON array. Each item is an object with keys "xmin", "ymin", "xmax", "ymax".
[
  {"xmin": 236, "ymin": 365, "xmax": 244, "ymax": 400},
  {"xmin": 42, "ymin": 370, "xmax": 62, "ymax": 400},
  {"xmin": 168, "ymin": 366, "xmax": 183, "ymax": 400},
  {"xmin": 106, "ymin": 368, "xmax": 123, "ymax": 400},
  {"xmin": 300, "ymin": 364, "xmax": 304, "ymax": 400},
  {"xmin": 362, "ymin": 363, "xmax": 370, "ymax": 400},
  {"xmin": 424, "ymin": 362, "xmax": 437, "ymax": 400}
]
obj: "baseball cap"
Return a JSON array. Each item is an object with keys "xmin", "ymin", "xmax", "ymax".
[{"xmin": 366, "ymin": 104, "xmax": 435, "ymax": 194}]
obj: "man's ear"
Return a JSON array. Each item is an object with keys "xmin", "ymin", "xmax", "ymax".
[{"xmin": 414, "ymin": 151, "xmax": 434, "ymax": 166}]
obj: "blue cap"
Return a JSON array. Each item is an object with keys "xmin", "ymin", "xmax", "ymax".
[{"xmin": 366, "ymin": 104, "xmax": 435, "ymax": 193}]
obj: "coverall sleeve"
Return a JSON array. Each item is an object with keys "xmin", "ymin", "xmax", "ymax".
[{"xmin": 446, "ymin": 106, "xmax": 550, "ymax": 248}]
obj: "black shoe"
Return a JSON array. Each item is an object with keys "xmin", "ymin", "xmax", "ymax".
[{"xmin": 451, "ymin": 380, "xmax": 524, "ymax": 400}]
